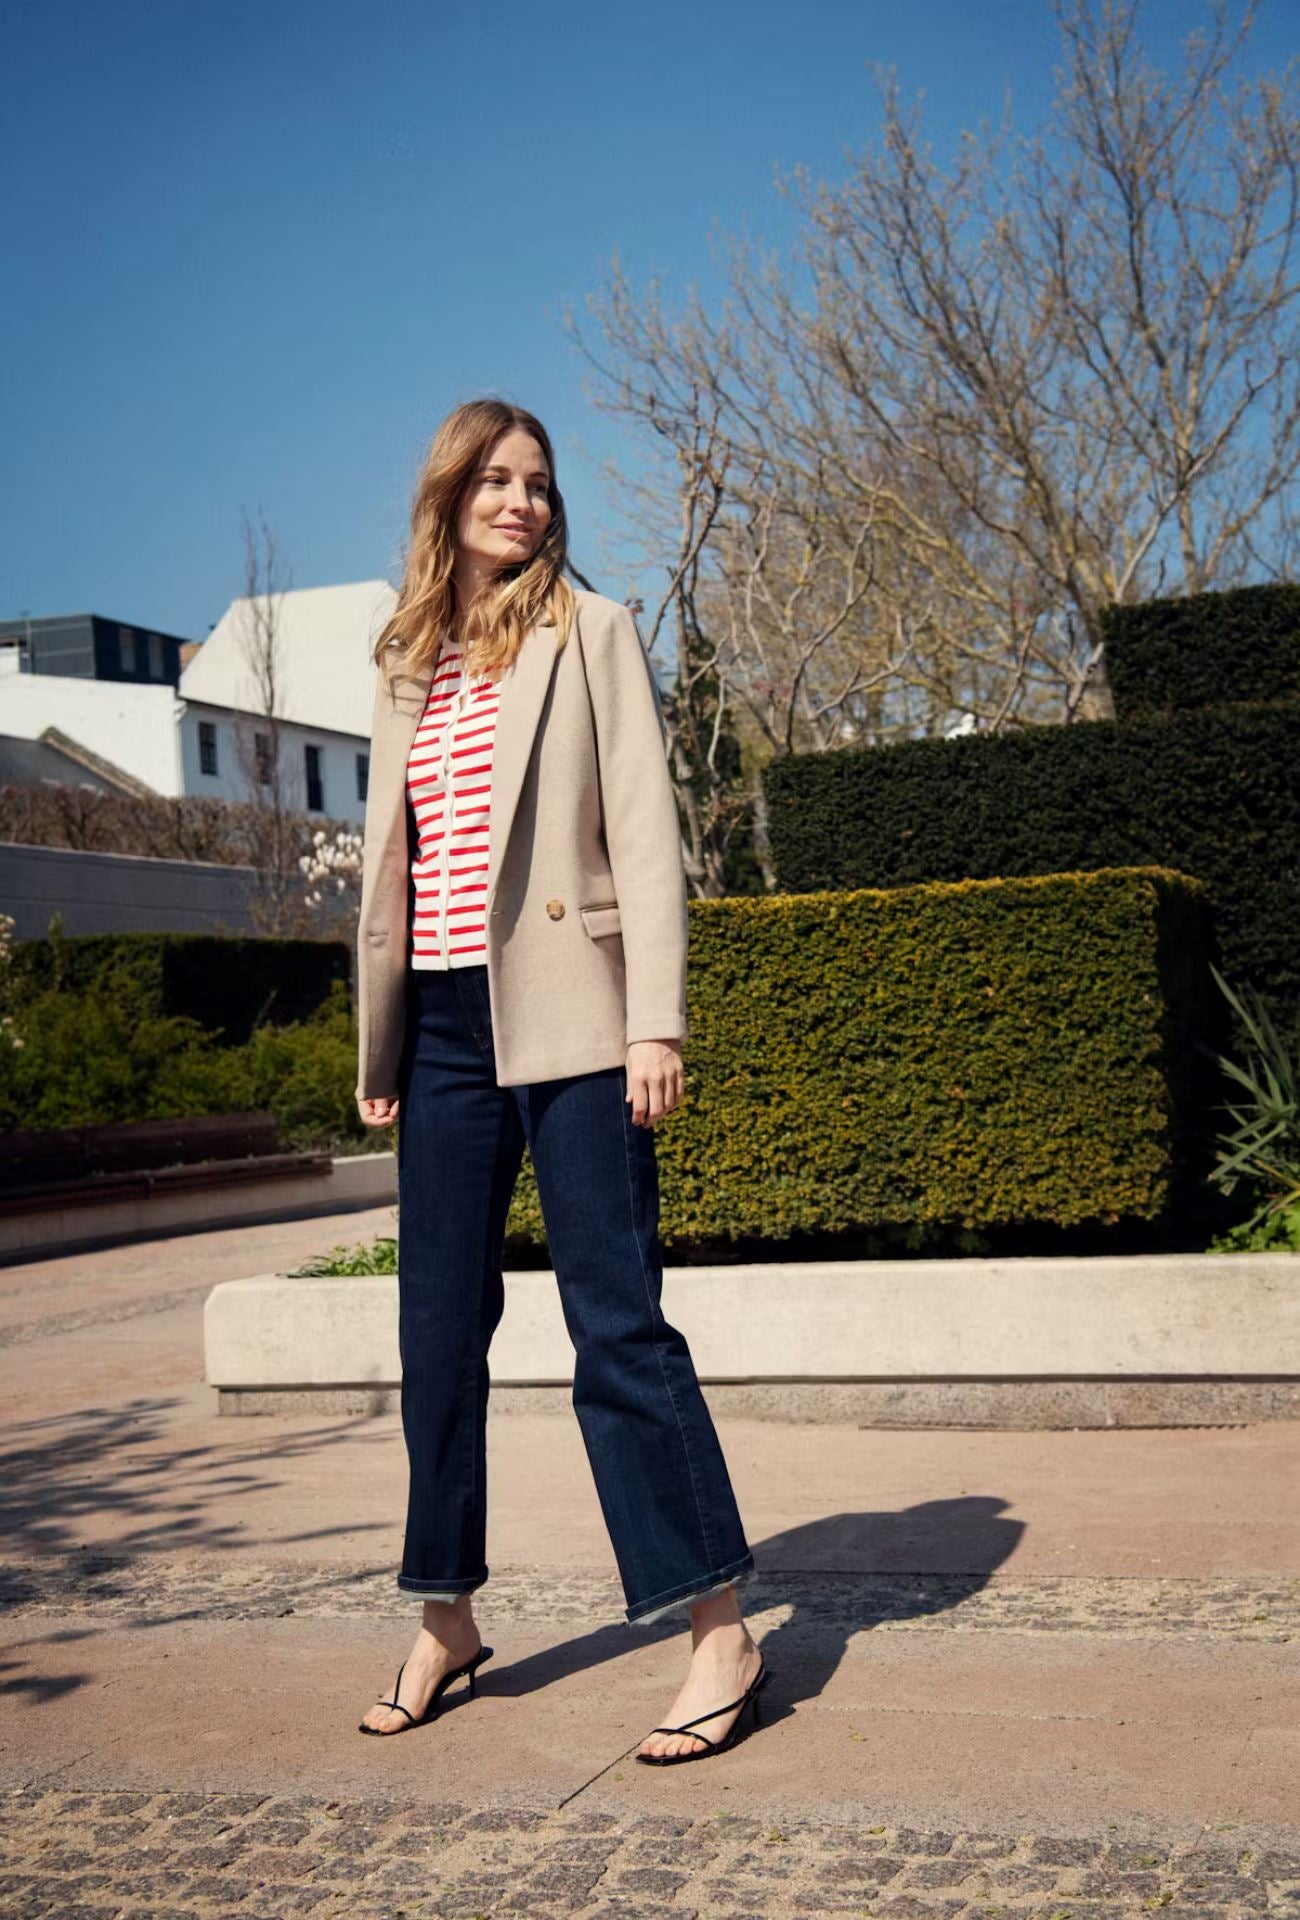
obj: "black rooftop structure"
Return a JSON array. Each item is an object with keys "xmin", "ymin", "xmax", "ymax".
[{"xmin": 0, "ymin": 614, "xmax": 190, "ymax": 689}]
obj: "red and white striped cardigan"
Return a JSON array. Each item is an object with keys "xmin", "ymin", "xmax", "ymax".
[{"xmin": 403, "ymin": 638, "xmax": 501, "ymax": 968}]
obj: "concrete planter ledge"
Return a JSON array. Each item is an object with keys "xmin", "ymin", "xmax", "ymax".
[
  {"xmin": 205, "ymin": 1252, "xmax": 1300, "ymax": 1427},
  {"xmin": 1, "ymin": 1150, "xmax": 396, "ymax": 1262}
]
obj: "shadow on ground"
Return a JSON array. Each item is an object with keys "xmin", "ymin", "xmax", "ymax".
[{"xmin": 0, "ymin": 1384, "xmax": 1023, "ymax": 1723}]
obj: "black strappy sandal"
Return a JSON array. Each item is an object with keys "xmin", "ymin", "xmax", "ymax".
[
  {"xmin": 358, "ymin": 1644, "xmax": 494, "ymax": 1736},
  {"xmin": 635, "ymin": 1654, "xmax": 771, "ymax": 1765}
]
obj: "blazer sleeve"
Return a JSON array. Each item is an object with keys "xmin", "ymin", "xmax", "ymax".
[{"xmin": 579, "ymin": 599, "xmax": 690, "ymax": 1046}]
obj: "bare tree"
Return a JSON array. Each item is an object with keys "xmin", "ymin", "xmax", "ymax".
[
  {"xmin": 230, "ymin": 507, "xmax": 309, "ymax": 936},
  {"xmin": 568, "ymin": 0, "xmax": 1300, "ymax": 892}
]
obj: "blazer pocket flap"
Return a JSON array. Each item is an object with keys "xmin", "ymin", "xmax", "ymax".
[{"xmin": 580, "ymin": 904, "xmax": 622, "ymax": 940}]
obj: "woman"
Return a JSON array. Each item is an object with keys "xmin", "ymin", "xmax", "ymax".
[{"xmin": 353, "ymin": 398, "xmax": 769, "ymax": 1763}]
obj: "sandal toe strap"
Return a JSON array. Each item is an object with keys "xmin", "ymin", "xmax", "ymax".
[
  {"xmin": 667, "ymin": 1689, "xmax": 751, "ymax": 1732},
  {"xmin": 379, "ymin": 1698, "xmax": 417, "ymax": 1725},
  {"xmin": 649, "ymin": 1725, "xmax": 716, "ymax": 1747}
]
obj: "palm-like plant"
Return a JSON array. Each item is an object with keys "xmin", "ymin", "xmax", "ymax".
[{"xmin": 1197, "ymin": 963, "xmax": 1300, "ymax": 1235}]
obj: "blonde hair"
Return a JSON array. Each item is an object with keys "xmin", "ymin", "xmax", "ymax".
[{"xmin": 375, "ymin": 397, "xmax": 576, "ymax": 682}]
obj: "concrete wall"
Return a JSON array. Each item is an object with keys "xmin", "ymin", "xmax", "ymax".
[
  {"xmin": 1, "ymin": 841, "xmax": 261, "ymax": 940},
  {"xmin": 0, "ymin": 1153, "xmax": 391, "ymax": 1263},
  {"xmin": 204, "ymin": 1253, "xmax": 1300, "ymax": 1429}
]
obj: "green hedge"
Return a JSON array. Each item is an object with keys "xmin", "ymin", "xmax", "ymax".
[
  {"xmin": 3, "ymin": 872, "xmax": 1223, "ymax": 1252},
  {"xmin": 762, "ymin": 701, "xmax": 1300, "ymax": 1025},
  {"xmin": 1102, "ymin": 581, "xmax": 1300, "ymax": 719},
  {"xmin": 7, "ymin": 930, "xmax": 351, "ymax": 1046},
  {"xmin": 499, "ymin": 867, "xmax": 1224, "ymax": 1252}
]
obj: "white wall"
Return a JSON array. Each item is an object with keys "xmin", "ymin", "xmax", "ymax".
[
  {"xmin": 0, "ymin": 672, "xmax": 184, "ymax": 794},
  {"xmin": 178, "ymin": 702, "xmax": 369, "ymax": 826}
]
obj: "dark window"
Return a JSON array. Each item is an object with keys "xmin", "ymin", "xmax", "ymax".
[
  {"xmin": 305, "ymin": 743, "xmax": 323, "ymax": 811},
  {"xmin": 148, "ymin": 632, "xmax": 163, "ymax": 678},
  {"xmin": 119, "ymin": 625, "xmax": 136, "ymax": 673},
  {"xmin": 198, "ymin": 720, "xmax": 218, "ymax": 775},
  {"xmin": 356, "ymin": 752, "xmax": 369, "ymax": 802},
  {"xmin": 254, "ymin": 731, "xmax": 272, "ymax": 785}
]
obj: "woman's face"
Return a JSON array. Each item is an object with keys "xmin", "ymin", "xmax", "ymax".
[{"xmin": 455, "ymin": 428, "xmax": 553, "ymax": 576}]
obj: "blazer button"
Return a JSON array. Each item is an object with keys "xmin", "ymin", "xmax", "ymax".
[{"xmin": 546, "ymin": 898, "xmax": 565, "ymax": 919}]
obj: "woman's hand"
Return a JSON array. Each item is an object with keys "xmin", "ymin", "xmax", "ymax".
[
  {"xmin": 358, "ymin": 1095, "xmax": 400, "ymax": 1128},
  {"xmin": 625, "ymin": 1040, "xmax": 684, "ymax": 1128}
]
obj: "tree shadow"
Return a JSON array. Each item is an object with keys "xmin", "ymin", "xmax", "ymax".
[
  {"xmin": 0, "ymin": 1391, "xmax": 401, "ymax": 1652},
  {"xmin": 0, "ymin": 1394, "xmax": 1023, "ymax": 1733}
]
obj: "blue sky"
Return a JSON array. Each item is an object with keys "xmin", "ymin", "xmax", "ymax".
[{"xmin": 2, "ymin": 0, "xmax": 1294, "ymax": 646}]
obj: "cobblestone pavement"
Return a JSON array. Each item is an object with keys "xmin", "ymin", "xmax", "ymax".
[
  {"xmin": 2, "ymin": 1558, "xmax": 1298, "ymax": 1644},
  {"xmin": 4, "ymin": 1558, "xmax": 1299, "ymax": 1917},
  {"xmin": 2, "ymin": 1784, "xmax": 1298, "ymax": 1920}
]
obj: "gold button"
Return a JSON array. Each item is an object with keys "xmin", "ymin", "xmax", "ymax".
[{"xmin": 546, "ymin": 898, "xmax": 565, "ymax": 919}]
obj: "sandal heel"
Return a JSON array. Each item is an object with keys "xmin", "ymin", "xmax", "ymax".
[{"xmin": 359, "ymin": 1642, "xmax": 494, "ymax": 1737}]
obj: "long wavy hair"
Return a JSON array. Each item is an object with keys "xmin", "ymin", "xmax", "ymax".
[{"xmin": 373, "ymin": 398, "xmax": 577, "ymax": 683}]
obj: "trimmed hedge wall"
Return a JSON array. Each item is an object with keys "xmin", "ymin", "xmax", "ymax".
[
  {"xmin": 8, "ymin": 931, "xmax": 351, "ymax": 1046},
  {"xmin": 499, "ymin": 867, "xmax": 1224, "ymax": 1251},
  {"xmin": 762, "ymin": 701, "xmax": 1299, "ymax": 1021},
  {"xmin": 1, "ymin": 876, "xmax": 1224, "ymax": 1248},
  {"xmin": 1102, "ymin": 581, "xmax": 1300, "ymax": 719}
]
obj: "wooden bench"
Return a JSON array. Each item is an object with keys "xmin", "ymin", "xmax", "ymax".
[{"xmin": 0, "ymin": 1112, "xmax": 333, "ymax": 1216}]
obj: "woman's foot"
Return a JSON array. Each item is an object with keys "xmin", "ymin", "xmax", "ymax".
[
  {"xmin": 359, "ymin": 1595, "xmax": 482, "ymax": 1735},
  {"xmin": 636, "ymin": 1584, "xmax": 763, "ymax": 1761}
]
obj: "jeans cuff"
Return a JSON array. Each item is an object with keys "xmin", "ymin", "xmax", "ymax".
[
  {"xmin": 396, "ymin": 1572, "xmax": 487, "ymax": 1597},
  {"xmin": 624, "ymin": 1553, "xmax": 757, "ymax": 1627}
]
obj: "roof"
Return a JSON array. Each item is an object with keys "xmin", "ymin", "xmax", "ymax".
[
  {"xmin": 179, "ymin": 580, "xmax": 397, "ymax": 738},
  {"xmin": 0, "ymin": 733, "xmax": 129, "ymax": 794}
]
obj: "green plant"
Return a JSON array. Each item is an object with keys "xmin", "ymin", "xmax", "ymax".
[
  {"xmin": 1197, "ymin": 962, "xmax": 1300, "ymax": 1237},
  {"xmin": 290, "ymin": 1236, "xmax": 398, "ymax": 1277},
  {"xmin": 1208, "ymin": 1199, "xmax": 1300, "ymax": 1254}
]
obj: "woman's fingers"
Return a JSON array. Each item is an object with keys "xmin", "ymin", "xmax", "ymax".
[{"xmin": 625, "ymin": 1062, "xmax": 684, "ymax": 1127}]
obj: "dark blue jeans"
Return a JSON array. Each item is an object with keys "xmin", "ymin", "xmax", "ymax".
[{"xmin": 393, "ymin": 964, "xmax": 755, "ymax": 1626}]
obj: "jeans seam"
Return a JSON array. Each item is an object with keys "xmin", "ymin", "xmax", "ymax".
[
  {"xmin": 618, "ymin": 1071, "xmax": 717, "ymax": 1576},
  {"xmin": 458, "ymin": 1057, "xmax": 514, "ymax": 1566}
]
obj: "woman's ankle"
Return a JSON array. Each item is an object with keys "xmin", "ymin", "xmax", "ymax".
[{"xmin": 420, "ymin": 1593, "xmax": 477, "ymax": 1639}]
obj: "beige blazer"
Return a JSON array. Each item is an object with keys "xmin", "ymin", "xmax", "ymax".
[{"xmin": 354, "ymin": 587, "xmax": 690, "ymax": 1095}]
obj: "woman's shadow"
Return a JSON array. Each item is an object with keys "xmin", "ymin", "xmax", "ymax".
[{"xmin": 491, "ymin": 1495, "xmax": 1023, "ymax": 1720}]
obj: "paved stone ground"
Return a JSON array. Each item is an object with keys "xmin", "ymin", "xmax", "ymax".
[
  {"xmin": 2, "ymin": 1209, "xmax": 1299, "ymax": 1918},
  {"xmin": 3, "ymin": 1785, "xmax": 1299, "ymax": 1920},
  {"xmin": 2, "ymin": 1557, "xmax": 1299, "ymax": 1642}
]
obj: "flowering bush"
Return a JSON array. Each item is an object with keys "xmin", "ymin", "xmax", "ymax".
[
  {"xmin": 0, "ymin": 913, "xmax": 25, "ymax": 1054},
  {"xmin": 299, "ymin": 826, "xmax": 363, "ymax": 918}
]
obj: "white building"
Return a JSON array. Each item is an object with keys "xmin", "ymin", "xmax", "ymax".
[
  {"xmin": 179, "ymin": 580, "xmax": 396, "ymax": 827},
  {"xmin": 1, "ymin": 581, "xmax": 396, "ymax": 827},
  {"xmin": 1, "ymin": 649, "xmax": 186, "ymax": 794}
]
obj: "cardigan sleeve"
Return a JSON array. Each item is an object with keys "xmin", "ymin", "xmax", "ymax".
[{"xmin": 579, "ymin": 599, "xmax": 690, "ymax": 1046}]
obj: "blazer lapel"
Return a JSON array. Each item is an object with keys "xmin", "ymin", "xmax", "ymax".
[
  {"xmin": 370, "ymin": 618, "xmax": 560, "ymax": 911},
  {"xmin": 485, "ymin": 617, "xmax": 560, "ymax": 908}
]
